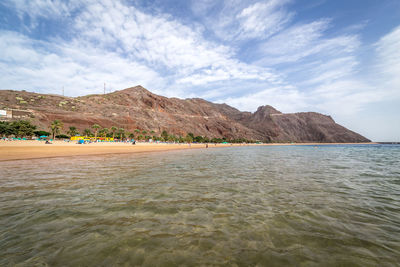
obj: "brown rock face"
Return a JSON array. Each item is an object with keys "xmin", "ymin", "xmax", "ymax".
[{"xmin": 0, "ymin": 86, "xmax": 370, "ymax": 142}]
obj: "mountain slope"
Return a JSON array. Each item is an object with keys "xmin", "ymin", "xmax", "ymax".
[{"xmin": 0, "ymin": 86, "xmax": 370, "ymax": 142}]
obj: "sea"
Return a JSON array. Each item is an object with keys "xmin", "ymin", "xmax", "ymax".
[{"xmin": 0, "ymin": 144, "xmax": 399, "ymax": 266}]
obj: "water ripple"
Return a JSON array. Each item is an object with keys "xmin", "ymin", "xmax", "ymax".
[{"xmin": 1, "ymin": 145, "xmax": 400, "ymax": 266}]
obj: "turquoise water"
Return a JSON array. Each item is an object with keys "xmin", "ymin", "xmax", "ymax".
[{"xmin": 0, "ymin": 145, "xmax": 399, "ymax": 266}]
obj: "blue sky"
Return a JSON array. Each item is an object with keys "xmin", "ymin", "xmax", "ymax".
[{"xmin": 0, "ymin": 0, "xmax": 399, "ymax": 141}]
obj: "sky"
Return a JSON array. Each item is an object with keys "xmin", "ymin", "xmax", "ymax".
[{"xmin": 0, "ymin": 0, "xmax": 399, "ymax": 141}]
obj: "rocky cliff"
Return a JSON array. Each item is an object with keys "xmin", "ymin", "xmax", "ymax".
[{"xmin": 0, "ymin": 86, "xmax": 370, "ymax": 142}]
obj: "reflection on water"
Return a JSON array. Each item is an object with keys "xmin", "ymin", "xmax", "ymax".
[{"xmin": 1, "ymin": 145, "xmax": 400, "ymax": 266}]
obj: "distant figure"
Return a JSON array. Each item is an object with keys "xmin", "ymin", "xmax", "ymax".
[
  {"xmin": 206, "ymin": 144, "xmax": 208, "ymax": 148},
  {"xmin": 45, "ymin": 140, "xmax": 52, "ymax": 144},
  {"xmin": 132, "ymin": 140, "xmax": 136, "ymax": 145}
]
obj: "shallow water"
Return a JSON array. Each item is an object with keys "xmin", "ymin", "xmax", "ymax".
[{"xmin": 1, "ymin": 145, "xmax": 400, "ymax": 266}]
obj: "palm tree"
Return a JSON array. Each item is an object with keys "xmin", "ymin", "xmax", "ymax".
[
  {"xmin": 118, "ymin": 128, "xmax": 125, "ymax": 140},
  {"xmin": 100, "ymin": 128, "xmax": 108, "ymax": 137},
  {"xmin": 49, "ymin": 120, "xmax": 63, "ymax": 139},
  {"xmin": 110, "ymin": 126, "xmax": 117, "ymax": 140},
  {"xmin": 92, "ymin": 124, "xmax": 100, "ymax": 140},
  {"xmin": 83, "ymin": 128, "xmax": 92, "ymax": 137},
  {"xmin": 67, "ymin": 126, "xmax": 79, "ymax": 137}
]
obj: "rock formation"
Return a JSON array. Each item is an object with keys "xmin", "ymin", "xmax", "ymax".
[{"xmin": 0, "ymin": 86, "xmax": 370, "ymax": 142}]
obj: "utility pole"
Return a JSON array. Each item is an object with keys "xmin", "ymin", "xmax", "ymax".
[{"xmin": 62, "ymin": 86, "xmax": 64, "ymax": 96}]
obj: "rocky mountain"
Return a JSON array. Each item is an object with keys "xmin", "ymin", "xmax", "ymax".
[{"xmin": 0, "ymin": 86, "xmax": 370, "ymax": 142}]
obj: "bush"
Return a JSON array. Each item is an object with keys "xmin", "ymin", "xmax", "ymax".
[
  {"xmin": 55, "ymin": 134, "xmax": 70, "ymax": 139},
  {"xmin": 34, "ymin": 130, "xmax": 50, "ymax": 137}
]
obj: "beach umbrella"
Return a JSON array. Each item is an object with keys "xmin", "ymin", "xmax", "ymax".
[{"xmin": 39, "ymin": 135, "xmax": 48, "ymax": 138}]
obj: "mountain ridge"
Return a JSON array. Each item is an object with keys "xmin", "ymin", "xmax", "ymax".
[{"xmin": 0, "ymin": 86, "xmax": 370, "ymax": 142}]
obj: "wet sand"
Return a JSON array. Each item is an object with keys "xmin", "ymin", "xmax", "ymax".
[{"xmin": 0, "ymin": 141, "xmax": 377, "ymax": 161}]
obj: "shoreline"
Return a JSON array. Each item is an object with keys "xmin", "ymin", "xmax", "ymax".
[{"xmin": 0, "ymin": 141, "xmax": 378, "ymax": 162}]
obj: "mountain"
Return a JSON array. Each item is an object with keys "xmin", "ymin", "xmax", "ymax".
[{"xmin": 0, "ymin": 86, "xmax": 370, "ymax": 142}]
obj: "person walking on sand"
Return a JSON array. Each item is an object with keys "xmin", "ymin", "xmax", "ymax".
[{"xmin": 206, "ymin": 144, "xmax": 208, "ymax": 148}]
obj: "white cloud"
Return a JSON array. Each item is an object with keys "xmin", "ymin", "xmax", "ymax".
[
  {"xmin": 191, "ymin": 0, "xmax": 293, "ymax": 41},
  {"xmin": 1, "ymin": 0, "xmax": 80, "ymax": 30},
  {"xmin": 312, "ymin": 80, "xmax": 379, "ymax": 115},
  {"xmin": 218, "ymin": 85, "xmax": 308, "ymax": 113},
  {"xmin": 0, "ymin": 30, "xmax": 163, "ymax": 96},
  {"xmin": 73, "ymin": 0, "xmax": 277, "ymax": 85},
  {"xmin": 375, "ymin": 25, "xmax": 400, "ymax": 96},
  {"xmin": 0, "ymin": 0, "xmax": 282, "ymax": 96},
  {"xmin": 236, "ymin": 0, "xmax": 293, "ymax": 40},
  {"xmin": 255, "ymin": 20, "xmax": 360, "ymax": 65}
]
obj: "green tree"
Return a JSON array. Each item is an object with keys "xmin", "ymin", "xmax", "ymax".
[
  {"xmin": 185, "ymin": 133, "xmax": 194, "ymax": 143},
  {"xmin": 118, "ymin": 128, "xmax": 125, "ymax": 140},
  {"xmin": 91, "ymin": 124, "xmax": 101, "ymax": 140},
  {"xmin": 134, "ymin": 129, "xmax": 140, "ymax": 134},
  {"xmin": 49, "ymin": 120, "xmax": 63, "ymax": 139},
  {"xmin": 128, "ymin": 132, "xmax": 135, "ymax": 139},
  {"xmin": 99, "ymin": 128, "xmax": 108, "ymax": 137},
  {"xmin": 161, "ymin": 130, "xmax": 169, "ymax": 141},
  {"xmin": 83, "ymin": 128, "xmax": 92, "ymax": 137},
  {"xmin": 110, "ymin": 126, "xmax": 117, "ymax": 140},
  {"xmin": 67, "ymin": 126, "xmax": 79, "ymax": 137},
  {"xmin": 11, "ymin": 120, "xmax": 36, "ymax": 138},
  {"xmin": 0, "ymin": 121, "xmax": 13, "ymax": 137},
  {"xmin": 142, "ymin": 130, "xmax": 147, "ymax": 135},
  {"xmin": 194, "ymin": 136, "xmax": 204, "ymax": 143}
]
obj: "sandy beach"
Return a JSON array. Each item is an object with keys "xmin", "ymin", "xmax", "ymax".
[
  {"xmin": 0, "ymin": 140, "xmax": 377, "ymax": 161},
  {"xmin": 0, "ymin": 141, "xmax": 246, "ymax": 161}
]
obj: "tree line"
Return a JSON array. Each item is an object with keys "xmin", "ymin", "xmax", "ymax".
[{"xmin": 0, "ymin": 120, "xmax": 257, "ymax": 143}]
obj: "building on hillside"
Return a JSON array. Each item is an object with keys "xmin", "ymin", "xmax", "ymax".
[
  {"xmin": 0, "ymin": 109, "xmax": 13, "ymax": 120},
  {"xmin": 0, "ymin": 109, "xmax": 31, "ymax": 120},
  {"xmin": 10, "ymin": 109, "xmax": 32, "ymax": 119}
]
